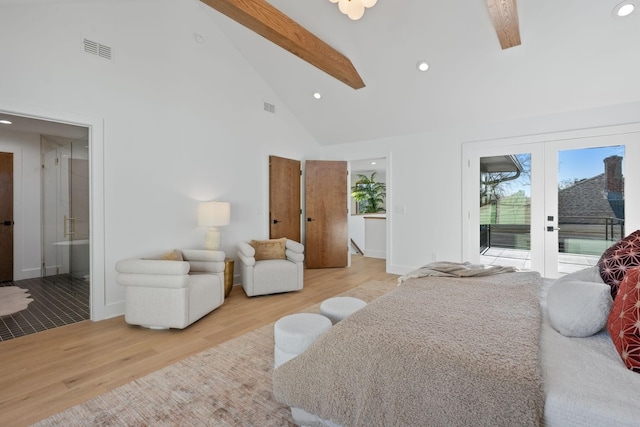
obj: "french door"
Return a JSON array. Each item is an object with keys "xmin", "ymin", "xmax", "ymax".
[{"xmin": 463, "ymin": 128, "xmax": 638, "ymax": 279}]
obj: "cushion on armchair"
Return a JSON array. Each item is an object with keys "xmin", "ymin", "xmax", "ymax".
[
  {"xmin": 250, "ymin": 238, "xmax": 287, "ymax": 261},
  {"xmin": 160, "ymin": 249, "xmax": 184, "ymax": 261}
]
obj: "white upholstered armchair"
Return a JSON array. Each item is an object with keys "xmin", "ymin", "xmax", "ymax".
[
  {"xmin": 237, "ymin": 238, "xmax": 304, "ymax": 297},
  {"xmin": 115, "ymin": 249, "xmax": 225, "ymax": 329}
]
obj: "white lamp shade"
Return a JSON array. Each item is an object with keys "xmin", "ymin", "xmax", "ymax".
[{"xmin": 198, "ymin": 201, "xmax": 230, "ymax": 227}]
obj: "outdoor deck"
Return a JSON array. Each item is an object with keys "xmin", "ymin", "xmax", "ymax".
[{"xmin": 480, "ymin": 247, "xmax": 600, "ymax": 276}]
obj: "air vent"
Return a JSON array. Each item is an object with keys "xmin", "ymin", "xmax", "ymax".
[
  {"xmin": 83, "ymin": 38, "xmax": 112, "ymax": 60},
  {"xmin": 263, "ymin": 102, "xmax": 276, "ymax": 114}
]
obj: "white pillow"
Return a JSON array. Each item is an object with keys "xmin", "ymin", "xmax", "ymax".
[{"xmin": 546, "ymin": 279, "xmax": 612, "ymax": 338}]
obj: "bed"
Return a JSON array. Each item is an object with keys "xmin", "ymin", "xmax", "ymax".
[{"xmin": 272, "ymin": 263, "xmax": 640, "ymax": 427}]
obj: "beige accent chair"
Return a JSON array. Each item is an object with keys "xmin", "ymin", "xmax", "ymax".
[
  {"xmin": 115, "ymin": 249, "xmax": 225, "ymax": 329},
  {"xmin": 237, "ymin": 239, "xmax": 304, "ymax": 297}
]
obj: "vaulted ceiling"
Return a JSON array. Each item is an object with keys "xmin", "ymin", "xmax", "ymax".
[{"xmin": 199, "ymin": 0, "xmax": 640, "ymax": 146}]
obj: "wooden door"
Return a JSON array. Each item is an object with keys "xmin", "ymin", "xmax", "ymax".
[
  {"xmin": 0, "ymin": 152, "xmax": 14, "ymax": 282},
  {"xmin": 305, "ymin": 160, "xmax": 348, "ymax": 268},
  {"xmin": 269, "ymin": 155, "xmax": 301, "ymax": 242}
]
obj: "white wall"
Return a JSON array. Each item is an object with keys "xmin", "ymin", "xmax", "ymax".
[
  {"xmin": 321, "ymin": 102, "xmax": 640, "ymax": 275},
  {"xmin": 0, "ymin": 128, "xmax": 42, "ymax": 280},
  {"xmin": 0, "ymin": 0, "xmax": 319, "ymax": 319}
]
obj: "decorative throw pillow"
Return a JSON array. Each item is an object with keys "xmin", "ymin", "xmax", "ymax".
[
  {"xmin": 160, "ymin": 249, "xmax": 183, "ymax": 261},
  {"xmin": 546, "ymin": 279, "xmax": 613, "ymax": 337},
  {"xmin": 598, "ymin": 230, "xmax": 640, "ymax": 298},
  {"xmin": 250, "ymin": 238, "xmax": 287, "ymax": 261},
  {"xmin": 607, "ymin": 267, "xmax": 640, "ymax": 372}
]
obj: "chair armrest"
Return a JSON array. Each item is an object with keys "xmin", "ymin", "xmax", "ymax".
[
  {"xmin": 286, "ymin": 249, "xmax": 304, "ymax": 263},
  {"xmin": 181, "ymin": 249, "xmax": 225, "ymax": 274},
  {"xmin": 285, "ymin": 240, "xmax": 304, "ymax": 263},
  {"xmin": 115, "ymin": 259, "xmax": 190, "ymax": 275},
  {"xmin": 237, "ymin": 241, "xmax": 255, "ymax": 258},
  {"xmin": 181, "ymin": 249, "xmax": 225, "ymax": 263},
  {"xmin": 285, "ymin": 239, "xmax": 304, "ymax": 254},
  {"xmin": 237, "ymin": 251, "xmax": 256, "ymax": 267}
]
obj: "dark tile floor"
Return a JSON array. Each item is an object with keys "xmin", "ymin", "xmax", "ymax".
[{"xmin": 0, "ymin": 275, "xmax": 90, "ymax": 341}]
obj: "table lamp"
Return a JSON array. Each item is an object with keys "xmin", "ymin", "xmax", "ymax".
[{"xmin": 198, "ymin": 201, "xmax": 230, "ymax": 250}]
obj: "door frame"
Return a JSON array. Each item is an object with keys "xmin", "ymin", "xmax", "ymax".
[
  {"xmin": 348, "ymin": 156, "xmax": 391, "ymax": 271},
  {"xmin": 344, "ymin": 153, "xmax": 392, "ymax": 273},
  {"xmin": 463, "ymin": 123, "xmax": 640, "ymax": 278},
  {"xmin": 0, "ymin": 100, "xmax": 107, "ymax": 321}
]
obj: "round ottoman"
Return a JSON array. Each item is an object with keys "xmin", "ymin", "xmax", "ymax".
[
  {"xmin": 320, "ymin": 296, "xmax": 367, "ymax": 324},
  {"xmin": 274, "ymin": 313, "xmax": 332, "ymax": 368}
]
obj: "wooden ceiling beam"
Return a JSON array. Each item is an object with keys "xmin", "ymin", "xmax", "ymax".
[
  {"xmin": 487, "ymin": 0, "xmax": 521, "ymax": 50},
  {"xmin": 201, "ymin": 0, "xmax": 365, "ymax": 89}
]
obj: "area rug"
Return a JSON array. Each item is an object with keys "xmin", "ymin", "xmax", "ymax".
[
  {"xmin": 35, "ymin": 280, "xmax": 396, "ymax": 426},
  {"xmin": 0, "ymin": 286, "xmax": 33, "ymax": 317}
]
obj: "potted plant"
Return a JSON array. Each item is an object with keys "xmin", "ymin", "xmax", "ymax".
[{"xmin": 351, "ymin": 172, "xmax": 386, "ymax": 214}]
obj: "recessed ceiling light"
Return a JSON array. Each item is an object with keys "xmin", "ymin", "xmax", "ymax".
[
  {"xmin": 313, "ymin": 92, "xmax": 322, "ymax": 99},
  {"xmin": 613, "ymin": 2, "xmax": 636, "ymax": 17},
  {"xmin": 416, "ymin": 61, "xmax": 429, "ymax": 72},
  {"xmin": 371, "ymin": 161, "xmax": 377, "ymax": 165},
  {"xmin": 0, "ymin": 119, "xmax": 12, "ymax": 125}
]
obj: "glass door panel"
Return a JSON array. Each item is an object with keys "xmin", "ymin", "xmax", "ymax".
[
  {"xmin": 547, "ymin": 145, "xmax": 625, "ymax": 276},
  {"xmin": 41, "ymin": 136, "xmax": 90, "ymax": 286},
  {"xmin": 463, "ymin": 143, "xmax": 544, "ymax": 272},
  {"xmin": 479, "ymin": 153, "xmax": 533, "ymax": 270}
]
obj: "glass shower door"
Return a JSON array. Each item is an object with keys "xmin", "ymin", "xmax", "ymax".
[{"xmin": 42, "ymin": 137, "xmax": 89, "ymax": 285}]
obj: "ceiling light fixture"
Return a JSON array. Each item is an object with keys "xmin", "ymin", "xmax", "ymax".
[
  {"xmin": 0, "ymin": 119, "xmax": 12, "ymax": 125},
  {"xmin": 613, "ymin": 1, "xmax": 636, "ymax": 17},
  {"xmin": 329, "ymin": 0, "xmax": 377, "ymax": 21},
  {"xmin": 313, "ymin": 92, "xmax": 322, "ymax": 99},
  {"xmin": 416, "ymin": 61, "xmax": 429, "ymax": 72}
]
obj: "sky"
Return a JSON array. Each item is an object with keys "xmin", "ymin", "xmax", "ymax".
[
  {"xmin": 558, "ymin": 145, "xmax": 624, "ymax": 183},
  {"xmin": 490, "ymin": 145, "xmax": 625, "ymax": 197}
]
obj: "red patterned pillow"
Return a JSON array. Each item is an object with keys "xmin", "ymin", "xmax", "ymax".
[
  {"xmin": 607, "ymin": 267, "xmax": 640, "ymax": 372},
  {"xmin": 598, "ymin": 230, "xmax": 640, "ymax": 298}
]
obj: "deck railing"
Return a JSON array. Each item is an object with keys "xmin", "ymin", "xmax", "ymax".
[{"xmin": 480, "ymin": 216, "xmax": 625, "ymax": 255}]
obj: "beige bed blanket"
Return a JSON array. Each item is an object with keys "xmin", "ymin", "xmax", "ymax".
[
  {"xmin": 273, "ymin": 272, "xmax": 544, "ymax": 427},
  {"xmin": 398, "ymin": 261, "xmax": 517, "ymax": 283}
]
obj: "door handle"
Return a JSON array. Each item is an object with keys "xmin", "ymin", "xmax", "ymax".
[
  {"xmin": 64, "ymin": 215, "xmax": 76, "ymax": 237},
  {"xmin": 273, "ymin": 219, "xmax": 280, "ymax": 224},
  {"xmin": 2, "ymin": 220, "xmax": 12, "ymax": 226},
  {"xmin": 307, "ymin": 218, "xmax": 313, "ymax": 222},
  {"xmin": 546, "ymin": 226, "xmax": 561, "ymax": 232}
]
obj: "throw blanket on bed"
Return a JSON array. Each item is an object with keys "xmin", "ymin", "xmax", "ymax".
[
  {"xmin": 397, "ymin": 261, "xmax": 517, "ymax": 284},
  {"xmin": 273, "ymin": 272, "xmax": 544, "ymax": 427}
]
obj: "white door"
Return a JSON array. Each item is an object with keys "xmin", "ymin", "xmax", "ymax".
[
  {"xmin": 463, "ymin": 127, "xmax": 639, "ymax": 278},
  {"xmin": 543, "ymin": 135, "xmax": 630, "ymax": 278},
  {"xmin": 463, "ymin": 143, "xmax": 545, "ymax": 273}
]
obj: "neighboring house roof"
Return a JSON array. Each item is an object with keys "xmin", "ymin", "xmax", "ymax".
[{"xmin": 558, "ymin": 173, "xmax": 624, "ymax": 221}]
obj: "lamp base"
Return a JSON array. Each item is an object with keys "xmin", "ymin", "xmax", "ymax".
[{"xmin": 204, "ymin": 227, "xmax": 221, "ymax": 251}]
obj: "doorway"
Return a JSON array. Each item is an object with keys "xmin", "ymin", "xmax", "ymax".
[
  {"xmin": 349, "ymin": 158, "xmax": 387, "ymax": 260},
  {"xmin": 0, "ymin": 107, "xmax": 103, "ymax": 340},
  {"xmin": 463, "ymin": 128, "xmax": 639, "ymax": 278}
]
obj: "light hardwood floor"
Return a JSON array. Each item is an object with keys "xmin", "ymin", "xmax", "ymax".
[{"xmin": 0, "ymin": 255, "xmax": 398, "ymax": 426}]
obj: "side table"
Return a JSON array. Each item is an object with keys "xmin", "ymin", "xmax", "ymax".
[{"xmin": 224, "ymin": 258, "xmax": 234, "ymax": 298}]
